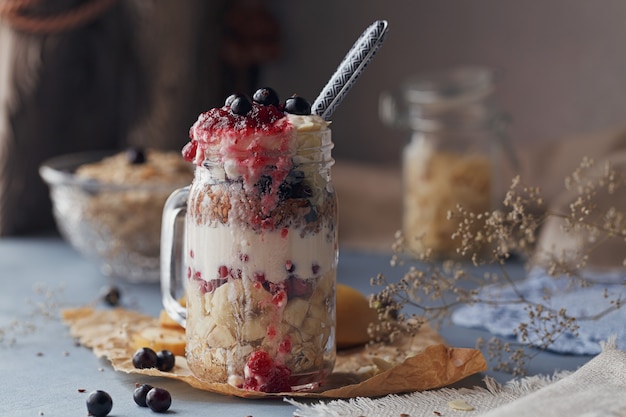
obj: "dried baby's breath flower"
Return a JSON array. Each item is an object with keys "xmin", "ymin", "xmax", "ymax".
[
  {"xmin": 371, "ymin": 157, "xmax": 626, "ymax": 375},
  {"xmin": 1, "ymin": 283, "xmax": 68, "ymax": 347}
]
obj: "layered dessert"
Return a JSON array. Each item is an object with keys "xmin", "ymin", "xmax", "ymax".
[{"xmin": 181, "ymin": 88, "xmax": 337, "ymax": 392}]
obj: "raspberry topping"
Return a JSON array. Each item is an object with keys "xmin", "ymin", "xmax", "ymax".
[
  {"xmin": 243, "ymin": 350, "xmax": 292, "ymax": 393},
  {"xmin": 246, "ymin": 350, "xmax": 273, "ymax": 376}
]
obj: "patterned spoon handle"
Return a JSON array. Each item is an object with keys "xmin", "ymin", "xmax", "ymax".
[{"xmin": 311, "ymin": 20, "xmax": 389, "ymax": 120}]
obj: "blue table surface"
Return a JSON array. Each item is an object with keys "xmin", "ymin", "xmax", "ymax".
[{"xmin": 0, "ymin": 236, "xmax": 590, "ymax": 417}]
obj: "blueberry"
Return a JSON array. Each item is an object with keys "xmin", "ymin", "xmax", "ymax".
[
  {"xmin": 256, "ymin": 175, "xmax": 272, "ymax": 194},
  {"xmin": 278, "ymin": 171, "xmax": 306, "ymax": 199},
  {"xmin": 100, "ymin": 285, "xmax": 121, "ymax": 307},
  {"xmin": 156, "ymin": 350, "xmax": 175, "ymax": 372},
  {"xmin": 278, "ymin": 183, "xmax": 292, "ymax": 200},
  {"xmin": 132, "ymin": 347, "xmax": 158, "ymax": 369},
  {"xmin": 285, "ymin": 170, "xmax": 305, "ymax": 184},
  {"xmin": 126, "ymin": 147, "xmax": 146, "ymax": 164},
  {"xmin": 279, "ymin": 181, "xmax": 312, "ymax": 200},
  {"xmin": 133, "ymin": 384, "xmax": 153, "ymax": 407},
  {"xmin": 252, "ymin": 87, "xmax": 280, "ymax": 106},
  {"xmin": 304, "ymin": 206, "xmax": 318, "ymax": 223},
  {"xmin": 86, "ymin": 390, "xmax": 113, "ymax": 417},
  {"xmin": 146, "ymin": 387, "xmax": 172, "ymax": 413},
  {"xmin": 229, "ymin": 94, "xmax": 252, "ymax": 115},
  {"xmin": 224, "ymin": 93, "xmax": 238, "ymax": 107},
  {"xmin": 284, "ymin": 95, "xmax": 311, "ymax": 115}
]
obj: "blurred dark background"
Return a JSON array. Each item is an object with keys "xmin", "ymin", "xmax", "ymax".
[
  {"xmin": 264, "ymin": 1, "xmax": 626, "ymax": 164},
  {"xmin": 2, "ymin": 0, "xmax": 626, "ymax": 236}
]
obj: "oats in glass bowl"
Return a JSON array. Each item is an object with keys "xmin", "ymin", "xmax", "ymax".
[{"xmin": 40, "ymin": 148, "xmax": 193, "ymax": 283}]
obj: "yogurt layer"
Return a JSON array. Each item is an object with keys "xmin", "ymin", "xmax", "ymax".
[{"xmin": 187, "ymin": 221, "xmax": 336, "ymax": 285}]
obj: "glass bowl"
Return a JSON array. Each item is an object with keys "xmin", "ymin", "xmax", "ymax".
[{"xmin": 39, "ymin": 150, "xmax": 193, "ymax": 283}]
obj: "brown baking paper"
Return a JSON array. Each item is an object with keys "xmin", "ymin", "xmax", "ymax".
[{"xmin": 61, "ymin": 307, "xmax": 486, "ymax": 399}]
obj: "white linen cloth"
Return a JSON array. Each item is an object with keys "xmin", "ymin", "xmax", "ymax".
[{"xmin": 289, "ymin": 339, "xmax": 626, "ymax": 417}]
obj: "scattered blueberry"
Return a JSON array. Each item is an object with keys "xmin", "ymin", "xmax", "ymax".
[
  {"xmin": 229, "ymin": 94, "xmax": 253, "ymax": 115},
  {"xmin": 253, "ymin": 87, "xmax": 280, "ymax": 106},
  {"xmin": 86, "ymin": 390, "xmax": 113, "ymax": 417},
  {"xmin": 133, "ymin": 384, "xmax": 153, "ymax": 407},
  {"xmin": 132, "ymin": 347, "xmax": 158, "ymax": 369},
  {"xmin": 100, "ymin": 285, "xmax": 121, "ymax": 307},
  {"xmin": 126, "ymin": 147, "xmax": 146, "ymax": 164},
  {"xmin": 156, "ymin": 350, "xmax": 176, "ymax": 372},
  {"xmin": 284, "ymin": 95, "xmax": 311, "ymax": 115},
  {"xmin": 146, "ymin": 387, "xmax": 172, "ymax": 413}
]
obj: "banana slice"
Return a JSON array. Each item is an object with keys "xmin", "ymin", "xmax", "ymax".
[
  {"xmin": 158, "ymin": 309, "xmax": 184, "ymax": 330},
  {"xmin": 132, "ymin": 326, "xmax": 186, "ymax": 356}
]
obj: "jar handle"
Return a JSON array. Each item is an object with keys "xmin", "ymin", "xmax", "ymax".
[{"xmin": 160, "ymin": 186, "xmax": 189, "ymax": 328}]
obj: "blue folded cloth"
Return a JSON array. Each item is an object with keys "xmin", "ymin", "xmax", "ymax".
[{"xmin": 451, "ymin": 267, "xmax": 626, "ymax": 355}]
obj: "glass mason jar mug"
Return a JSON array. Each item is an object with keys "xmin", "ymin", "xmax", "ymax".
[{"xmin": 160, "ymin": 128, "xmax": 337, "ymax": 392}]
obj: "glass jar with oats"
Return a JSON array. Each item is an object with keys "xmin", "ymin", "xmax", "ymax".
[{"xmin": 380, "ymin": 67, "xmax": 513, "ymax": 260}]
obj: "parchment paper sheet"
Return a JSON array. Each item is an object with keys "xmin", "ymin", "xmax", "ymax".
[{"xmin": 62, "ymin": 307, "xmax": 486, "ymax": 399}]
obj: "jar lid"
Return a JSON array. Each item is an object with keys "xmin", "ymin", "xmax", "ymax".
[{"xmin": 402, "ymin": 66, "xmax": 496, "ymax": 108}]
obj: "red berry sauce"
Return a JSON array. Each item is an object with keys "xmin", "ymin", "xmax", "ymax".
[
  {"xmin": 184, "ymin": 102, "xmax": 295, "ymax": 219},
  {"xmin": 184, "ymin": 103, "xmax": 291, "ymax": 168}
]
